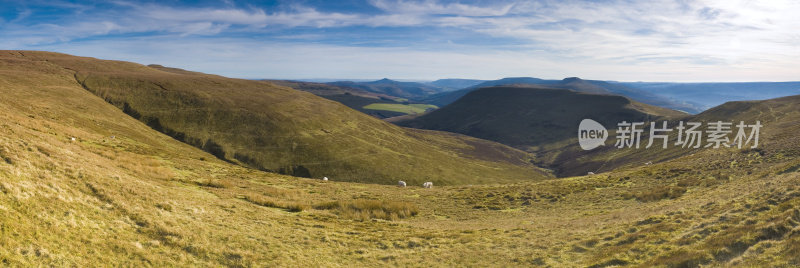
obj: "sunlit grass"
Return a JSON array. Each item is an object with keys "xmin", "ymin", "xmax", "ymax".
[{"xmin": 2, "ymin": 51, "xmax": 800, "ymax": 267}]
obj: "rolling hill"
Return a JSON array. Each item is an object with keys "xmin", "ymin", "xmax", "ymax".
[
  {"xmin": 400, "ymin": 85, "xmax": 684, "ymax": 149},
  {"xmin": 401, "ymin": 83, "xmax": 800, "ymax": 177},
  {"xmin": 423, "ymin": 77, "xmax": 703, "ymax": 113},
  {"xmin": 270, "ymin": 80, "xmax": 437, "ymax": 119},
  {"xmin": 267, "ymin": 80, "xmax": 410, "ymax": 118},
  {"xmin": 425, "ymin": 78, "xmax": 486, "ymax": 91},
  {"xmin": 3, "ymin": 51, "xmax": 550, "ymax": 185},
  {"xmin": 2, "ymin": 50, "xmax": 800, "ymax": 267},
  {"xmin": 422, "ymin": 77, "xmax": 548, "ymax": 107},
  {"xmin": 618, "ymin": 81, "xmax": 800, "ymax": 110},
  {"xmin": 533, "ymin": 93, "xmax": 800, "ymax": 177},
  {"xmin": 328, "ymin": 78, "xmax": 444, "ymax": 100},
  {"xmin": 398, "ymin": 85, "xmax": 686, "ymax": 175}
]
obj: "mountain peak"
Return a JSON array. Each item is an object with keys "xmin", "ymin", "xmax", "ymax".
[{"xmin": 562, "ymin": 77, "xmax": 583, "ymax": 83}]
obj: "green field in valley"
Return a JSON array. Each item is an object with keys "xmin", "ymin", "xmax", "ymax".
[{"xmin": 363, "ymin": 103, "xmax": 438, "ymax": 114}]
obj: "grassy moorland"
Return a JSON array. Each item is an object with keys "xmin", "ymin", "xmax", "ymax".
[
  {"xmin": 1, "ymin": 51, "xmax": 799, "ymax": 266},
  {"xmin": 399, "ymin": 85, "xmax": 684, "ymax": 150},
  {"xmin": 525, "ymin": 94, "xmax": 800, "ymax": 178},
  {"xmin": 397, "ymin": 85, "xmax": 686, "ymax": 175},
  {"xmin": 6, "ymin": 51, "xmax": 550, "ymax": 185}
]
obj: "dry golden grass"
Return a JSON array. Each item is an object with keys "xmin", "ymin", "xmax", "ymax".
[
  {"xmin": 8, "ymin": 51, "xmax": 551, "ymax": 186},
  {"xmin": 314, "ymin": 199, "xmax": 419, "ymax": 221},
  {"xmin": 242, "ymin": 193, "xmax": 309, "ymax": 212},
  {"xmin": 1, "ymin": 50, "xmax": 800, "ymax": 267}
]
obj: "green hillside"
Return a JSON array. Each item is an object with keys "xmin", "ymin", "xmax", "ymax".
[
  {"xmin": 422, "ymin": 77, "xmax": 702, "ymax": 113},
  {"xmin": 268, "ymin": 80, "xmax": 413, "ymax": 118},
  {"xmin": 1, "ymin": 50, "xmax": 800, "ymax": 266},
  {"xmin": 6, "ymin": 51, "xmax": 550, "ymax": 185},
  {"xmin": 536, "ymin": 94, "xmax": 800, "ymax": 177},
  {"xmin": 398, "ymin": 85, "xmax": 684, "ymax": 175}
]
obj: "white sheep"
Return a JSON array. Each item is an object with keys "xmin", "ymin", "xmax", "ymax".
[
  {"xmin": 423, "ymin": 182, "xmax": 433, "ymax": 188},
  {"xmin": 587, "ymin": 172, "xmax": 595, "ymax": 175},
  {"xmin": 322, "ymin": 177, "xmax": 329, "ymax": 181},
  {"xmin": 398, "ymin": 181, "xmax": 407, "ymax": 187}
]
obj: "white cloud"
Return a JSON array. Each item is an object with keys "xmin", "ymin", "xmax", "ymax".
[
  {"xmin": 144, "ymin": 6, "xmax": 269, "ymax": 25},
  {"xmin": 2, "ymin": 0, "xmax": 798, "ymax": 81},
  {"xmin": 29, "ymin": 36, "xmax": 800, "ymax": 82},
  {"xmin": 11, "ymin": 9, "xmax": 33, "ymax": 23},
  {"xmin": 370, "ymin": 0, "xmax": 515, "ymax": 16}
]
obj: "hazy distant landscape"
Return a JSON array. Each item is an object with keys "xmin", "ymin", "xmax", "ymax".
[
  {"xmin": 2, "ymin": 0, "xmax": 800, "ymax": 267},
  {"xmin": 618, "ymin": 81, "xmax": 800, "ymax": 110}
]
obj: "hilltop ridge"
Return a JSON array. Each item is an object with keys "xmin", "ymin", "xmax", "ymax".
[{"xmin": 1, "ymin": 50, "xmax": 551, "ymax": 185}]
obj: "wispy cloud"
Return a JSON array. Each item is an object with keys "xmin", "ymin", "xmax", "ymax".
[
  {"xmin": 2, "ymin": 0, "xmax": 798, "ymax": 81},
  {"xmin": 370, "ymin": 0, "xmax": 516, "ymax": 16}
]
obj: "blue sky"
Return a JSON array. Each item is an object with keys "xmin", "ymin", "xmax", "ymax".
[{"xmin": 1, "ymin": 0, "xmax": 798, "ymax": 81}]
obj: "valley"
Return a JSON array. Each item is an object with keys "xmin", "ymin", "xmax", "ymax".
[
  {"xmin": 1, "ymin": 51, "xmax": 799, "ymax": 267},
  {"xmin": 4, "ymin": 1, "xmax": 799, "ymax": 266}
]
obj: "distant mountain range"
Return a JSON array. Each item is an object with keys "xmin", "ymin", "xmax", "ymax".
[
  {"xmin": 269, "ymin": 80, "xmax": 433, "ymax": 119},
  {"xmin": 422, "ymin": 77, "xmax": 704, "ymax": 114},
  {"xmin": 327, "ymin": 78, "xmax": 445, "ymax": 100},
  {"xmin": 289, "ymin": 77, "xmax": 800, "ymax": 117},
  {"xmin": 617, "ymin": 82, "xmax": 800, "ymax": 110},
  {"xmin": 284, "ymin": 77, "xmax": 702, "ymax": 118},
  {"xmin": 425, "ymin": 78, "xmax": 486, "ymax": 91}
]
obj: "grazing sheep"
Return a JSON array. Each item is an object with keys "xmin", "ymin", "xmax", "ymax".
[
  {"xmin": 587, "ymin": 172, "xmax": 595, "ymax": 175},
  {"xmin": 398, "ymin": 181, "xmax": 407, "ymax": 187},
  {"xmin": 645, "ymin": 161, "xmax": 653, "ymax": 165},
  {"xmin": 423, "ymin": 182, "xmax": 433, "ymax": 188},
  {"xmin": 70, "ymin": 137, "xmax": 76, "ymax": 142},
  {"xmin": 322, "ymin": 177, "xmax": 329, "ymax": 181}
]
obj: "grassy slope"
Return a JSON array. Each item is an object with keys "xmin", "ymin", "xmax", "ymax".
[
  {"xmin": 324, "ymin": 94, "xmax": 407, "ymax": 118},
  {"xmin": 268, "ymin": 80, "xmax": 409, "ymax": 118},
  {"xmin": 423, "ymin": 77, "xmax": 701, "ymax": 114},
  {"xmin": 401, "ymin": 85, "xmax": 683, "ymax": 149},
  {"xmin": 362, "ymin": 103, "xmax": 437, "ymax": 115},
  {"xmin": 8, "ymin": 51, "xmax": 550, "ymax": 185},
  {"xmin": 272, "ymin": 80, "xmax": 427, "ymax": 119},
  {"xmin": 546, "ymin": 95, "xmax": 800, "ymax": 177},
  {"xmin": 398, "ymin": 85, "xmax": 684, "ymax": 175},
  {"xmin": 2, "ymin": 50, "xmax": 799, "ymax": 267}
]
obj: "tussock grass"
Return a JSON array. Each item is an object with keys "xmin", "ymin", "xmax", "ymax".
[
  {"xmin": 240, "ymin": 186, "xmax": 309, "ymax": 212},
  {"xmin": 314, "ymin": 199, "xmax": 419, "ymax": 221},
  {"xmin": 622, "ymin": 185, "xmax": 687, "ymax": 202},
  {"xmin": 243, "ymin": 194, "xmax": 309, "ymax": 212},
  {"xmin": 195, "ymin": 178, "xmax": 232, "ymax": 188},
  {"xmin": 4, "ymin": 51, "xmax": 800, "ymax": 267}
]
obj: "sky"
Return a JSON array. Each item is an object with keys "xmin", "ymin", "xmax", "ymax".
[{"xmin": 1, "ymin": 0, "xmax": 798, "ymax": 82}]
